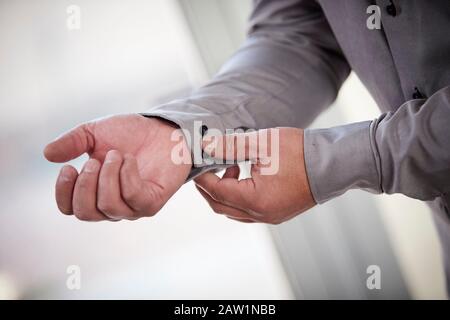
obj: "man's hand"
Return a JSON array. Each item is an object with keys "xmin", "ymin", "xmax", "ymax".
[
  {"xmin": 194, "ymin": 128, "xmax": 315, "ymax": 224},
  {"xmin": 44, "ymin": 114, "xmax": 191, "ymax": 221}
]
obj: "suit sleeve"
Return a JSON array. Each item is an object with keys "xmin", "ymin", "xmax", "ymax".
[
  {"xmin": 142, "ymin": 0, "xmax": 350, "ymax": 173},
  {"xmin": 305, "ymin": 85, "xmax": 450, "ymax": 203}
]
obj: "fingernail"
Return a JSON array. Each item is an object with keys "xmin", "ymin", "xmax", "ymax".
[
  {"xmin": 83, "ymin": 159, "xmax": 100, "ymax": 173},
  {"xmin": 59, "ymin": 166, "xmax": 73, "ymax": 182},
  {"xmin": 105, "ymin": 150, "xmax": 121, "ymax": 163}
]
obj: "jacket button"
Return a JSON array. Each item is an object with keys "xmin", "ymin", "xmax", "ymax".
[
  {"xmin": 386, "ymin": 1, "xmax": 397, "ymax": 16},
  {"xmin": 200, "ymin": 125, "xmax": 209, "ymax": 161},
  {"xmin": 200, "ymin": 125, "xmax": 208, "ymax": 137},
  {"xmin": 412, "ymin": 87, "xmax": 426, "ymax": 99}
]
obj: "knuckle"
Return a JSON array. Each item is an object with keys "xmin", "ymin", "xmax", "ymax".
[
  {"xmin": 123, "ymin": 214, "xmax": 139, "ymax": 221},
  {"xmin": 210, "ymin": 189, "xmax": 223, "ymax": 203},
  {"xmin": 122, "ymin": 187, "xmax": 139, "ymax": 204},
  {"xmin": 74, "ymin": 211, "xmax": 92, "ymax": 221},
  {"xmin": 72, "ymin": 204, "xmax": 90, "ymax": 220},
  {"xmin": 77, "ymin": 175, "xmax": 92, "ymax": 190},
  {"xmin": 210, "ymin": 205, "xmax": 222, "ymax": 214},
  {"xmin": 57, "ymin": 205, "xmax": 72, "ymax": 215},
  {"xmin": 121, "ymin": 209, "xmax": 139, "ymax": 220},
  {"xmin": 97, "ymin": 200, "xmax": 114, "ymax": 215}
]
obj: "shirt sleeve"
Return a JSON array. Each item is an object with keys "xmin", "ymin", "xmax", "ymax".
[
  {"xmin": 305, "ymin": 85, "xmax": 450, "ymax": 203},
  {"xmin": 142, "ymin": 0, "xmax": 350, "ymax": 175}
]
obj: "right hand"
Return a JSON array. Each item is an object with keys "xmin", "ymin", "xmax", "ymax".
[
  {"xmin": 43, "ymin": 114, "xmax": 192, "ymax": 221},
  {"xmin": 194, "ymin": 128, "xmax": 315, "ymax": 224}
]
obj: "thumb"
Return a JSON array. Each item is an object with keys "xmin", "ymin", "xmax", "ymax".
[
  {"xmin": 202, "ymin": 129, "xmax": 270, "ymax": 162},
  {"xmin": 44, "ymin": 124, "xmax": 94, "ymax": 163}
]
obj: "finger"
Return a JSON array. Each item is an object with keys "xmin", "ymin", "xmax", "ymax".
[
  {"xmin": 120, "ymin": 153, "xmax": 155, "ymax": 215},
  {"xmin": 97, "ymin": 150, "xmax": 135, "ymax": 219},
  {"xmin": 44, "ymin": 123, "xmax": 94, "ymax": 163},
  {"xmin": 55, "ymin": 165, "xmax": 78, "ymax": 215},
  {"xmin": 72, "ymin": 158, "xmax": 108, "ymax": 221},
  {"xmin": 195, "ymin": 185, "xmax": 257, "ymax": 221},
  {"xmin": 202, "ymin": 129, "xmax": 273, "ymax": 162},
  {"xmin": 194, "ymin": 171, "xmax": 255, "ymax": 207},
  {"xmin": 226, "ymin": 216, "xmax": 256, "ymax": 223},
  {"xmin": 222, "ymin": 165, "xmax": 240, "ymax": 179}
]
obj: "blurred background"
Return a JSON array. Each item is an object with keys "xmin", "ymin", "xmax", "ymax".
[{"xmin": 0, "ymin": 0, "xmax": 446, "ymax": 299}]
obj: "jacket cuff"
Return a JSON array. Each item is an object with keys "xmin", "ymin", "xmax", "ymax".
[{"xmin": 304, "ymin": 121, "xmax": 382, "ymax": 204}]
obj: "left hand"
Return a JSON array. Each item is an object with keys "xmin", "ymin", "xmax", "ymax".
[
  {"xmin": 43, "ymin": 114, "xmax": 191, "ymax": 221},
  {"xmin": 194, "ymin": 128, "xmax": 315, "ymax": 224}
]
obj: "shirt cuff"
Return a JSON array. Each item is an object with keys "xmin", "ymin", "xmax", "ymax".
[
  {"xmin": 141, "ymin": 101, "xmax": 237, "ymax": 181},
  {"xmin": 141, "ymin": 100, "xmax": 227, "ymax": 168},
  {"xmin": 304, "ymin": 120, "xmax": 382, "ymax": 204}
]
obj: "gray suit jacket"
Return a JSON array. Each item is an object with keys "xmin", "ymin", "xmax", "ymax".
[{"xmin": 144, "ymin": 0, "xmax": 450, "ymax": 292}]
